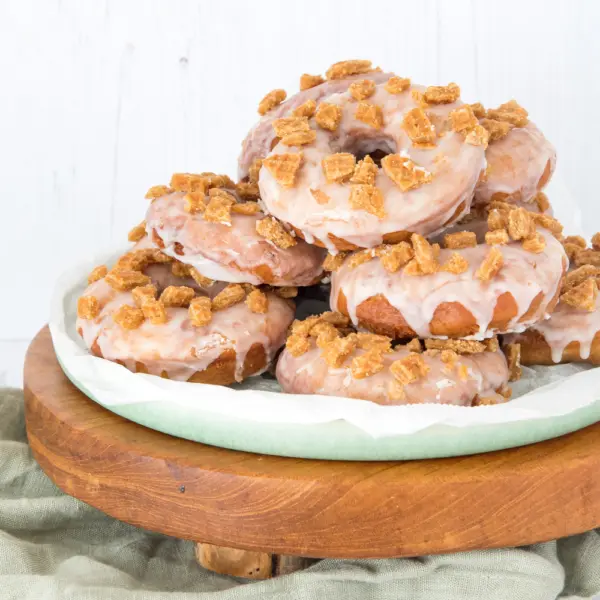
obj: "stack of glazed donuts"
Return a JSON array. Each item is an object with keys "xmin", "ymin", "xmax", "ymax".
[{"xmin": 76, "ymin": 59, "xmax": 597, "ymax": 406}]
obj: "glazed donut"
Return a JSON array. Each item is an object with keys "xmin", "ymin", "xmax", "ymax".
[
  {"xmin": 474, "ymin": 102, "xmax": 556, "ymax": 205},
  {"xmin": 330, "ymin": 204, "xmax": 567, "ymax": 340},
  {"xmin": 505, "ymin": 242, "xmax": 600, "ymax": 365},
  {"xmin": 239, "ymin": 63, "xmax": 392, "ymax": 179},
  {"xmin": 245, "ymin": 66, "xmax": 487, "ymax": 251},
  {"xmin": 76, "ymin": 251, "xmax": 295, "ymax": 384},
  {"xmin": 276, "ymin": 313, "xmax": 512, "ymax": 406},
  {"xmin": 145, "ymin": 174, "xmax": 326, "ymax": 287}
]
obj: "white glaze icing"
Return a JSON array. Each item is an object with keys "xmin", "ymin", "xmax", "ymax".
[
  {"xmin": 507, "ymin": 296, "xmax": 600, "ymax": 363},
  {"xmin": 331, "ymin": 228, "xmax": 567, "ymax": 339},
  {"xmin": 238, "ymin": 72, "xmax": 393, "ymax": 180},
  {"xmin": 145, "ymin": 192, "xmax": 326, "ymax": 286},
  {"xmin": 276, "ymin": 344, "xmax": 509, "ymax": 406},
  {"xmin": 475, "ymin": 122, "xmax": 556, "ymax": 205},
  {"xmin": 76, "ymin": 272, "xmax": 294, "ymax": 382},
  {"xmin": 258, "ymin": 83, "xmax": 486, "ymax": 249}
]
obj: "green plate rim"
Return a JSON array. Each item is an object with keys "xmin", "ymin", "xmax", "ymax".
[{"xmin": 56, "ymin": 353, "xmax": 600, "ymax": 461}]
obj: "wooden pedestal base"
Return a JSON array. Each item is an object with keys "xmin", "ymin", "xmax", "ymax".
[
  {"xmin": 23, "ymin": 328, "xmax": 600, "ymax": 579},
  {"xmin": 195, "ymin": 543, "xmax": 316, "ymax": 579}
]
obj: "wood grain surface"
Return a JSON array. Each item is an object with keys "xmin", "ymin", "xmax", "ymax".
[{"xmin": 23, "ymin": 327, "xmax": 600, "ymax": 559}]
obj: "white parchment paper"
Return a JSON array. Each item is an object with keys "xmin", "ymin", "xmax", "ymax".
[{"xmin": 48, "ymin": 172, "xmax": 600, "ymax": 438}]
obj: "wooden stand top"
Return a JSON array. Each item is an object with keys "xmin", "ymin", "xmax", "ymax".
[{"xmin": 23, "ymin": 327, "xmax": 600, "ymax": 559}]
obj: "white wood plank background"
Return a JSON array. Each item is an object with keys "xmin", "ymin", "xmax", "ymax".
[{"xmin": 2, "ymin": 0, "xmax": 600, "ymax": 386}]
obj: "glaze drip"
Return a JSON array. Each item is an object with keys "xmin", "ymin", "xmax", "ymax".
[
  {"xmin": 77, "ymin": 275, "xmax": 294, "ymax": 382},
  {"xmin": 146, "ymin": 193, "xmax": 326, "ymax": 286},
  {"xmin": 509, "ymin": 296, "xmax": 600, "ymax": 363},
  {"xmin": 331, "ymin": 228, "xmax": 567, "ymax": 339}
]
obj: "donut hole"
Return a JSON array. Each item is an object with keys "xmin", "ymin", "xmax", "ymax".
[{"xmin": 339, "ymin": 133, "xmax": 396, "ymax": 167}]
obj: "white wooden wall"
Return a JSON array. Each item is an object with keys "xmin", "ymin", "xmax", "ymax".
[{"xmin": 2, "ymin": 0, "xmax": 600, "ymax": 386}]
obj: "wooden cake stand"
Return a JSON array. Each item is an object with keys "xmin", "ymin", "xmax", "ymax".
[{"xmin": 23, "ymin": 327, "xmax": 600, "ymax": 579}]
